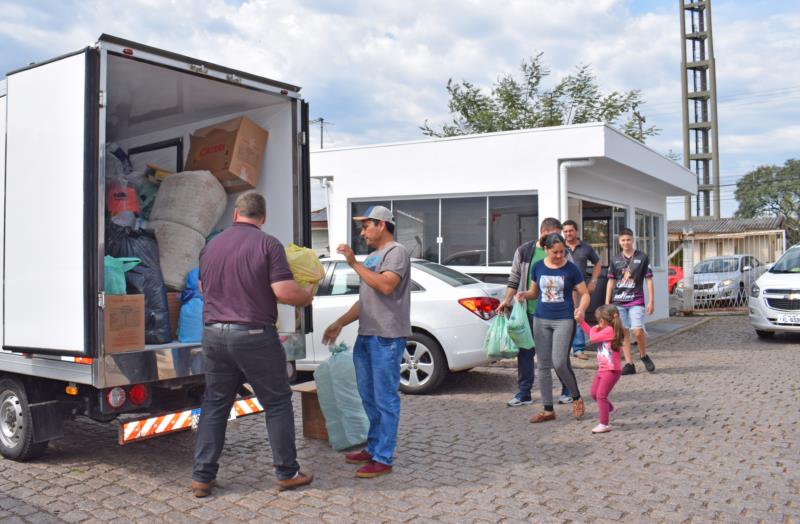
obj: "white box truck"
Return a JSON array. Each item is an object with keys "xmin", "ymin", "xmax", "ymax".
[{"xmin": 0, "ymin": 35, "xmax": 312, "ymax": 460}]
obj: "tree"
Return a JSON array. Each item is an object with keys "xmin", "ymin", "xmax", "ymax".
[
  {"xmin": 421, "ymin": 53, "xmax": 658, "ymax": 142},
  {"xmin": 735, "ymin": 159, "xmax": 800, "ymax": 243}
]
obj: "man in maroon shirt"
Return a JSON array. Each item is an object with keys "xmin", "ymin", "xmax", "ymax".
[{"xmin": 191, "ymin": 192, "xmax": 314, "ymax": 497}]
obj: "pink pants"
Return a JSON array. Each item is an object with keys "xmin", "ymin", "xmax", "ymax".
[{"xmin": 590, "ymin": 370, "xmax": 621, "ymax": 425}]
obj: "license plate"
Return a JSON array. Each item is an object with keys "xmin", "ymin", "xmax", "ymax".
[{"xmin": 777, "ymin": 314, "xmax": 800, "ymax": 325}]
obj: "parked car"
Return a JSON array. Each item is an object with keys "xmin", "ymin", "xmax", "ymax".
[
  {"xmin": 296, "ymin": 258, "xmax": 506, "ymax": 394},
  {"xmin": 749, "ymin": 244, "xmax": 800, "ymax": 339},
  {"xmin": 668, "ymin": 265, "xmax": 684, "ymax": 294},
  {"xmin": 675, "ymin": 255, "xmax": 767, "ymax": 305}
]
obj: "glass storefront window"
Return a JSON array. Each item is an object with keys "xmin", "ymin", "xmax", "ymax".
[
  {"xmin": 441, "ymin": 197, "xmax": 486, "ymax": 265},
  {"xmin": 635, "ymin": 211, "xmax": 663, "ymax": 267},
  {"xmin": 489, "ymin": 195, "xmax": 538, "ymax": 266},
  {"xmin": 394, "ymin": 199, "xmax": 439, "ymax": 262}
]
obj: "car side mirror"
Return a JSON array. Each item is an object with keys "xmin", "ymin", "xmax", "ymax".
[{"xmin": 742, "ymin": 265, "xmax": 751, "ymax": 272}]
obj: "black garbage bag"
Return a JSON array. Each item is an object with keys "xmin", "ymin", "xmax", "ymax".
[{"xmin": 106, "ymin": 223, "xmax": 172, "ymax": 344}]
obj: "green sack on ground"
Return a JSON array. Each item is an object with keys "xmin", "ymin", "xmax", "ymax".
[
  {"xmin": 103, "ymin": 256, "xmax": 140, "ymax": 295},
  {"xmin": 507, "ymin": 300, "xmax": 534, "ymax": 348},
  {"xmin": 313, "ymin": 343, "xmax": 369, "ymax": 451}
]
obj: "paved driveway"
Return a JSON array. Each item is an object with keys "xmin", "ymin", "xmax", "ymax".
[{"xmin": 1, "ymin": 316, "xmax": 798, "ymax": 523}]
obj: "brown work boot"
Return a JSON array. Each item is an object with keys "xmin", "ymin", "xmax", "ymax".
[
  {"xmin": 572, "ymin": 398, "xmax": 585, "ymax": 419},
  {"xmin": 530, "ymin": 411, "xmax": 556, "ymax": 423},
  {"xmin": 191, "ymin": 480, "xmax": 214, "ymax": 498},
  {"xmin": 277, "ymin": 470, "xmax": 314, "ymax": 491}
]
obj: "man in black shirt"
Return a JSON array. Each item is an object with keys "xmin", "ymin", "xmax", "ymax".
[{"xmin": 605, "ymin": 228, "xmax": 655, "ymax": 375}]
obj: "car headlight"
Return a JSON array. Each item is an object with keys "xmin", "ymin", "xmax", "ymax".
[
  {"xmin": 751, "ymin": 283, "xmax": 760, "ymax": 298},
  {"xmin": 719, "ymin": 279, "xmax": 734, "ymax": 287},
  {"xmin": 677, "ymin": 281, "xmax": 684, "ymax": 289}
]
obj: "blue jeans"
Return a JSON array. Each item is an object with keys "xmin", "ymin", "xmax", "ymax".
[
  {"xmin": 353, "ymin": 335, "xmax": 405, "ymax": 466},
  {"xmin": 516, "ymin": 314, "xmax": 536, "ymax": 400}
]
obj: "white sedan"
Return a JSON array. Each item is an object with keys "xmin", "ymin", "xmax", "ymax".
[{"xmin": 295, "ymin": 258, "xmax": 505, "ymax": 394}]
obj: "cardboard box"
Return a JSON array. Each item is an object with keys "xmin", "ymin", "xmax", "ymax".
[
  {"xmin": 185, "ymin": 116, "xmax": 268, "ymax": 193},
  {"xmin": 104, "ymin": 294, "xmax": 145, "ymax": 354},
  {"xmin": 166, "ymin": 291, "xmax": 181, "ymax": 340}
]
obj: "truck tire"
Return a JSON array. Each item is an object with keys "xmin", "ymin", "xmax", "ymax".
[
  {"xmin": 399, "ymin": 333, "xmax": 447, "ymax": 395},
  {"xmin": 0, "ymin": 378, "xmax": 49, "ymax": 461}
]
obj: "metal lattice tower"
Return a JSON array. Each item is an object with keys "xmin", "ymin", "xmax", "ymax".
[{"xmin": 680, "ymin": 0, "xmax": 721, "ymax": 219}]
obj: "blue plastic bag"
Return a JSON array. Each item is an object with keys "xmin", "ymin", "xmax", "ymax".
[
  {"xmin": 313, "ymin": 343, "xmax": 369, "ymax": 451},
  {"xmin": 177, "ymin": 268, "xmax": 203, "ymax": 343}
]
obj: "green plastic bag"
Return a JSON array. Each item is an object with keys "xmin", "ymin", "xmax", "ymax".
[
  {"xmin": 507, "ymin": 300, "xmax": 534, "ymax": 348},
  {"xmin": 484, "ymin": 315, "xmax": 520, "ymax": 359},
  {"xmin": 103, "ymin": 256, "xmax": 140, "ymax": 295}
]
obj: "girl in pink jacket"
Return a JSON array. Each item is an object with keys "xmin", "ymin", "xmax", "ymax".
[{"xmin": 576, "ymin": 304, "xmax": 625, "ymax": 433}]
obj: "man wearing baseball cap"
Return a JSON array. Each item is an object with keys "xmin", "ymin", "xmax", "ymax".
[{"xmin": 322, "ymin": 205, "xmax": 411, "ymax": 478}]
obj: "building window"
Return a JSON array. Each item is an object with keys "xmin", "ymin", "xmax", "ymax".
[
  {"xmin": 635, "ymin": 210, "xmax": 663, "ymax": 267},
  {"xmin": 583, "ymin": 203, "xmax": 628, "ymax": 266},
  {"xmin": 394, "ymin": 199, "xmax": 439, "ymax": 262},
  {"xmin": 350, "ymin": 194, "xmax": 537, "ymax": 265},
  {"xmin": 350, "ymin": 200, "xmax": 390, "ymax": 254},
  {"xmin": 489, "ymin": 195, "xmax": 538, "ymax": 266},
  {"xmin": 441, "ymin": 197, "xmax": 486, "ymax": 265}
]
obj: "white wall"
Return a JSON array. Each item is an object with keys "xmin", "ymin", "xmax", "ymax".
[{"xmin": 312, "ymin": 123, "xmax": 694, "ymax": 321}]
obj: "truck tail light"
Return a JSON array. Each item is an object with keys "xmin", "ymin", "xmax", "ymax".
[
  {"xmin": 106, "ymin": 387, "xmax": 126, "ymax": 409},
  {"xmin": 128, "ymin": 384, "xmax": 149, "ymax": 406},
  {"xmin": 458, "ymin": 297, "xmax": 500, "ymax": 320}
]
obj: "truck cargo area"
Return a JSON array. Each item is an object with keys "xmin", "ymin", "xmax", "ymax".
[{"xmin": 100, "ymin": 51, "xmax": 302, "ymax": 383}]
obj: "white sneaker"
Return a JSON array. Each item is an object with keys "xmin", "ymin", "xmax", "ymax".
[
  {"xmin": 507, "ymin": 395, "xmax": 533, "ymax": 407},
  {"xmin": 592, "ymin": 423, "xmax": 611, "ymax": 433},
  {"xmin": 558, "ymin": 394, "xmax": 573, "ymax": 404}
]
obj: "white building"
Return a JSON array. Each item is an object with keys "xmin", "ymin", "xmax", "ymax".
[{"xmin": 312, "ymin": 123, "xmax": 696, "ymax": 320}]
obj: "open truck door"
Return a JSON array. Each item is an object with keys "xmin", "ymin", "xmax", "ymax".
[{"xmin": 4, "ymin": 49, "xmax": 99, "ymax": 356}]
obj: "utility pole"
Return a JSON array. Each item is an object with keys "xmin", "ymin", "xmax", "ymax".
[
  {"xmin": 310, "ymin": 118, "xmax": 334, "ymax": 149},
  {"xmin": 679, "ymin": 0, "xmax": 721, "ymax": 219}
]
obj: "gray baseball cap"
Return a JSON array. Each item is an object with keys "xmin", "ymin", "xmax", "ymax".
[{"xmin": 353, "ymin": 205, "xmax": 395, "ymax": 225}]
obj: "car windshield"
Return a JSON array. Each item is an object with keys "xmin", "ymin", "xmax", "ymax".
[
  {"xmin": 769, "ymin": 248, "xmax": 800, "ymax": 274},
  {"xmin": 694, "ymin": 258, "xmax": 739, "ymax": 274},
  {"xmin": 413, "ymin": 260, "xmax": 479, "ymax": 286}
]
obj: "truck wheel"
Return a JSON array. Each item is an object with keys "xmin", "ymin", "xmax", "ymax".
[
  {"xmin": 755, "ymin": 330, "xmax": 774, "ymax": 339},
  {"xmin": 399, "ymin": 333, "xmax": 447, "ymax": 395},
  {"xmin": 0, "ymin": 378, "xmax": 49, "ymax": 461}
]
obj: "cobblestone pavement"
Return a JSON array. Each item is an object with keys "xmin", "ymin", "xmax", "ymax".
[{"xmin": 1, "ymin": 316, "xmax": 798, "ymax": 523}]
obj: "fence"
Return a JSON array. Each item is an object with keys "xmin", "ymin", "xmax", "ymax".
[{"xmin": 670, "ymin": 231, "xmax": 783, "ymax": 313}]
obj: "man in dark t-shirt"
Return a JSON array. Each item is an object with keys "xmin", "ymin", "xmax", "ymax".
[
  {"xmin": 191, "ymin": 192, "xmax": 314, "ymax": 497},
  {"xmin": 605, "ymin": 227, "xmax": 655, "ymax": 376}
]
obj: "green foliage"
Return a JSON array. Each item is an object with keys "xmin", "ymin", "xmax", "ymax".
[
  {"xmin": 735, "ymin": 159, "xmax": 800, "ymax": 243},
  {"xmin": 421, "ymin": 53, "xmax": 658, "ymax": 142}
]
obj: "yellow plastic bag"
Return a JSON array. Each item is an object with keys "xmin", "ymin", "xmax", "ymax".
[{"xmin": 285, "ymin": 243, "xmax": 325, "ymax": 294}]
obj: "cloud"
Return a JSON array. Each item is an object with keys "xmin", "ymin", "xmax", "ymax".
[{"xmin": 0, "ymin": 0, "xmax": 797, "ymax": 219}]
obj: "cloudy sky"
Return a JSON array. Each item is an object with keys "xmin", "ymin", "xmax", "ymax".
[{"xmin": 1, "ymin": 0, "xmax": 798, "ymax": 218}]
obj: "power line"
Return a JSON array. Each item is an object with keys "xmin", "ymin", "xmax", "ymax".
[{"xmin": 643, "ymin": 84, "xmax": 800, "ymax": 110}]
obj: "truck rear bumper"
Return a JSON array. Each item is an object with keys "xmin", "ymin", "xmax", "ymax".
[{"xmin": 119, "ymin": 396, "xmax": 263, "ymax": 445}]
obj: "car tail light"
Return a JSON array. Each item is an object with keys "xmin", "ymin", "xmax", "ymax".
[
  {"xmin": 106, "ymin": 387, "xmax": 126, "ymax": 409},
  {"xmin": 128, "ymin": 384, "xmax": 149, "ymax": 406},
  {"xmin": 459, "ymin": 297, "xmax": 500, "ymax": 320}
]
